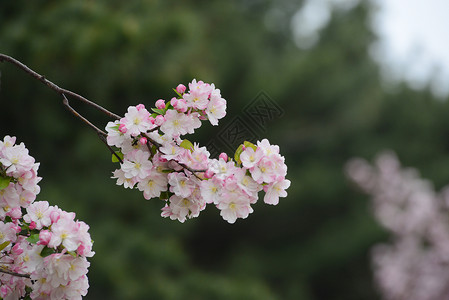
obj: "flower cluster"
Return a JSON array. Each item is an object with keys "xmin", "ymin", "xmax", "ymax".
[
  {"xmin": 106, "ymin": 80, "xmax": 290, "ymax": 223},
  {"xmin": 346, "ymin": 151, "xmax": 449, "ymax": 300},
  {"xmin": 0, "ymin": 136, "xmax": 94, "ymax": 300}
]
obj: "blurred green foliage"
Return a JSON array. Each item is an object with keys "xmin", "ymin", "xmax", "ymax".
[{"xmin": 2, "ymin": 0, "xmax": 449, "ymax": 299}]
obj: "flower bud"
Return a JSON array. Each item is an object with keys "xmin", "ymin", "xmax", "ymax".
[
  {"xmin": 155, "ymin": 99, "xmax": 166, "ymax": 109},
  {"xmin": 11, "ymin": 243, "xmax": 23, "ymax": 256},
  {"xmin": 149, "ymin": 116, "xmax": 155, "ymax": 124},
  {"xmin": 173, "ymin": 99, "xmax": 187, "ymax": 113},
  {"xmin": 38, "ymin": 230, "xmax": 52, "ymax": 246},
  {"xmin": 170, "ymin": 97, "xmax": 178, "ymax": 107},
  {"xmin": 8, "ymin": 207, "xmax": 22, "ymax": 220},
  {"xmin": 155, "ymin": 115, "xmax": 165, "ymax": 126},
  {"xmin": 28, "ymin": 221, "xmax": 37, "ymax": 230},
  {"xmin": 204, "ymin": 169, "xmax": 214, "ymax": 179},
  {"xmin": 139, "ymin": 137, "xmax": 148, "ymax": 145},
  {"xmin": 219, "ymin": 152, "xmax": 228, "ymax": 161},
  {"xmin": 176, "ymin": 84, "xmax": 186, "ymax": 94},
  {"xmin": 136, "ymin": 104, "xmax": 146, "ymax": 111},
  {"xmin": 12, "ymin": 225, "xmax": 21, "ymax": 234},
  {"xmin": 77, "ymin": 243, "xmax": 86, "ymax": 256},
  {"xmin": 119, "ymin": 124, "xmax": 127, "ymax": 133},
  {"xmin": 50, "ymin": 210, "xmax": 60, "ymax": 224}
]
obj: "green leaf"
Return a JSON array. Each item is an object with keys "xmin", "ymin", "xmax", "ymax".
[
  {"xmin": 159, "ymin": 191, "xmax": 170, "ymax": 200},
  {"xmin": 40, "ymin": 246, "xmax": 56, "ymax": 258},
  {"xmin": 112, "ymin": 151, "xmax": 124, "ymax": 163},
  {"xmin": 0, "ymin": 241, "xmax": 10, "ymax": 251},
  {"xmin": 68, "ymin": 251, "xmax": 77, "ymax": 257},
  {"xmin": 150, "ymin": 113, "xmax": 158, "ymax": 118},
  {"xmin": 234, "ymin": 144, "xmax": 244, "ymax": 164},
  {"xmin": 0, "ymin": 176, "xmax": 11, "ymax": 190},
  {"xmin": 26, "ymin": 234, "xmax": 40, "ymax": 244},
  {"xmin": 243, "ymin": 141, "xmax": 257, "ymax": 151},
  {"xmin": 151, "ymin": 108, "xmax": 165, "ymax": 115},
  {"xmin": 179, "ymin": 139, "xmax": 194, "ymax": 152},
  {"xmin": 172, "ymin": 88, "xmax": 182, "ymax": 97}
]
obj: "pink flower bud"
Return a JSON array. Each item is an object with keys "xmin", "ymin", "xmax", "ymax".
[
  {"xmin": 204, "ymin": 169, "xmax": 214, "ymax": 179},
  {"xmin": 11, "ymin": 243, "xmax": 23, "ymax": 255},
  {"xmin": 8, "ymin": 207, "xmax": 22, "ymax": 220},
  {"xmin": 155, "ymin": 99, "xmax": 166, "ymax": 109},
  {"xmin": 136, "ymin": 104, "xmax": 146, "ymax": 111},
  {"xmin": 1, "ymin": 285, "xmax": 9, "ymax": 296},
  {"xmin": 176, "ymin": 84, "xmax": 186, "ymax": 94},
  {"xmin": 119, "ymin": 124, "xmax": 127, "ymax": 133},
  {"xmin": 28, "ymin": 221, "xmax": 36, "ymax": 230},
  {"xmin": 149, "ymin": 116, "xmax": 155, "ymax": 124},
  {"xmin": 170, "ymin": 97, "xmax": 178, "ymax": 107},
  {"xmin": 77, "ymin": 243, "xmax": 87, "ymax": 256},
  {"xmin": 50, "ymin": 211, "xmax": 60, "ymax": 224},
  {"xmin": 38, "ymin": 230, "xmax": 52, "ymax": 246},
  {"xmin": 155, "ymin": 115, "xmax": 165, "ymax": 126},
  {"xmin": 173, "ymin": 99, "xmax": 187, "ymax": 113},
  {"xmin": 12, "ymin": 225, "xmax": 21, "ymax": 234},
  {"xmin": 139, "ymin": 137, "xmax": 148, "ymax": 145},
  {"xmin": 219, "ymin": 152, "xmax": 228, "ymax": 161}
]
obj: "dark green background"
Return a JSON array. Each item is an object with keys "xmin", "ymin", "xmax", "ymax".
[{"xmin": 2, "ymin": 1, "xmax": 449, "ymax": 299}]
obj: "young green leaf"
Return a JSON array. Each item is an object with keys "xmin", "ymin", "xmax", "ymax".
[
  {"xmin": 0, "ymin": 176, "xmax": 11, "ymax": 190},
  {"xmin": 234, "ymin": 144, "xmax": 244, "ymax": 164},
  {"xmin": 0, "ymin": 241, "xmax": 10, "ymax": 251},
  {"xmin": 179, "ymin": 139, "xmax": 194, "ymax": 152},
  {"xmin": 112, "ymin": 151, "xmax": 124, "ymax": 163},
  {"xmin": 172, "ymin": 88, "xmax": 182, "ymax": 97},
  {"xmin": 159, "ymin": 191, "xmax": 170, "ymax": 200},
  {"xmin": 26, "ymin": 234, "xmax": 40, "ymax": 244},
  {"xmin": 151, "ymin": 108, "xmax": 165, "ymax": 115},
  {"xmin": 243, "ymin": 141, "xmax": 257, "ymax": 151},
  {"xmin": 40, "ymin": 246, "xmax": 56, "ymax": 258}
]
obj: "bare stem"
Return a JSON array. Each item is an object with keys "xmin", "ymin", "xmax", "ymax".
[
  {"xmin": 0, "ymin": 53, "xmax": 206, "ymax": 176},
  {"xmin": 0, "ymin": 53, "xmax": 120, "ymax": 120},
  {"xmin": 0, "ymin": 267, "xmax": 31, "ymax": 279}
]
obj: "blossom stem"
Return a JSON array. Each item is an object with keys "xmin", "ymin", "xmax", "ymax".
[
  {"xmin": 0, "ymin": 53, "xmax": 120, "ymax": 120},
  {"xmin": 0, "ymin": 53, "xmax": 124, "ymax": 163},
  {"xmin": 0, "ymin": 267, "xmax": 31, "ymax": 278},
  {"xmin": 0, "ymin": 53, "xmax": 204, "ymax": 175}
]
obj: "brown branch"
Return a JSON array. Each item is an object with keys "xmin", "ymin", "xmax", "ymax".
[
  {"xmin": 0, "ymin": 53, "xmax": 124, "ymax": 163},
  {"xmin": 0, "ymin": 53, "xmax": 120, "ymax": 120},
  {"xmin": 0, "ymin": 267, "xmax": 31, "ymax": 279},
  {"xmin": 170, "ymin": 160, "xmax": 206, "ymax": 179},
  {"xmin": 0, "ymin": 53, "xmax": 207, "ymax": 176},
  {"xmin": 140, "ymin": 132, "xmax": 206, "ymax": 178}
]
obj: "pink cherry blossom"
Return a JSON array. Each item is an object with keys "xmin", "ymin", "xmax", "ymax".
[
  {"xmin": 137, "ymin": 169, "xmax": 169, "ymax": 200},
  {"xmin": 121, "ymin": 105, "xmax": 153, "ymax": 137},
  {"xmin": 263, "ymin": 177, "xmax": 291, "ymax": 205}
]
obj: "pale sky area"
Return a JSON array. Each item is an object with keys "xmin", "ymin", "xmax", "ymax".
[{"xmin": 292, "ymin": 0, "xmax": 449, "ymax": 98}]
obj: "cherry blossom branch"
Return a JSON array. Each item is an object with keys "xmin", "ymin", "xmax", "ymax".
[
  {"xmin": 170, "ymin": 160, "xmax": 206, "ymax": 179},
  {"xmin": 0, "ymin": 53, "xmax": 205, "ymax": 174},
  {"xmin": 0, "ymin": 53, "xmax": 120, "ymax": 120},
  {"xmin": 139, "ymin": 133, "xmax": 206, "ymax": 178},
  {"xmin": 0, "ymin": 53, "xmax": 123, "ymax": 163},
  {"xmin": 0, "ymin": 267, "xmax": 31, "ymax": 279}
]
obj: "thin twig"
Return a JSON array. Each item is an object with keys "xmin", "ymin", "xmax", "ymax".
[
  {"xmin": 0, "ymin": 53, "xmax": 207, "ymax": 177},
  {"xmin": 97, "ymin": 133, "xmax": 124, "ymax": 164},
  {"xmin": 62, "ymin": 94, "xmax": 107, "ymax": 137},
  {"xmin": 0, "ymin": 267, "xmax": 31, "ymax": 279},
  {"xmin": 0, "ymin": 53, "xmax": 120, "ymax": 120},
  {"xmin": 171, "ymin": 160, "xmax": 206, "ymax": 179}
]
